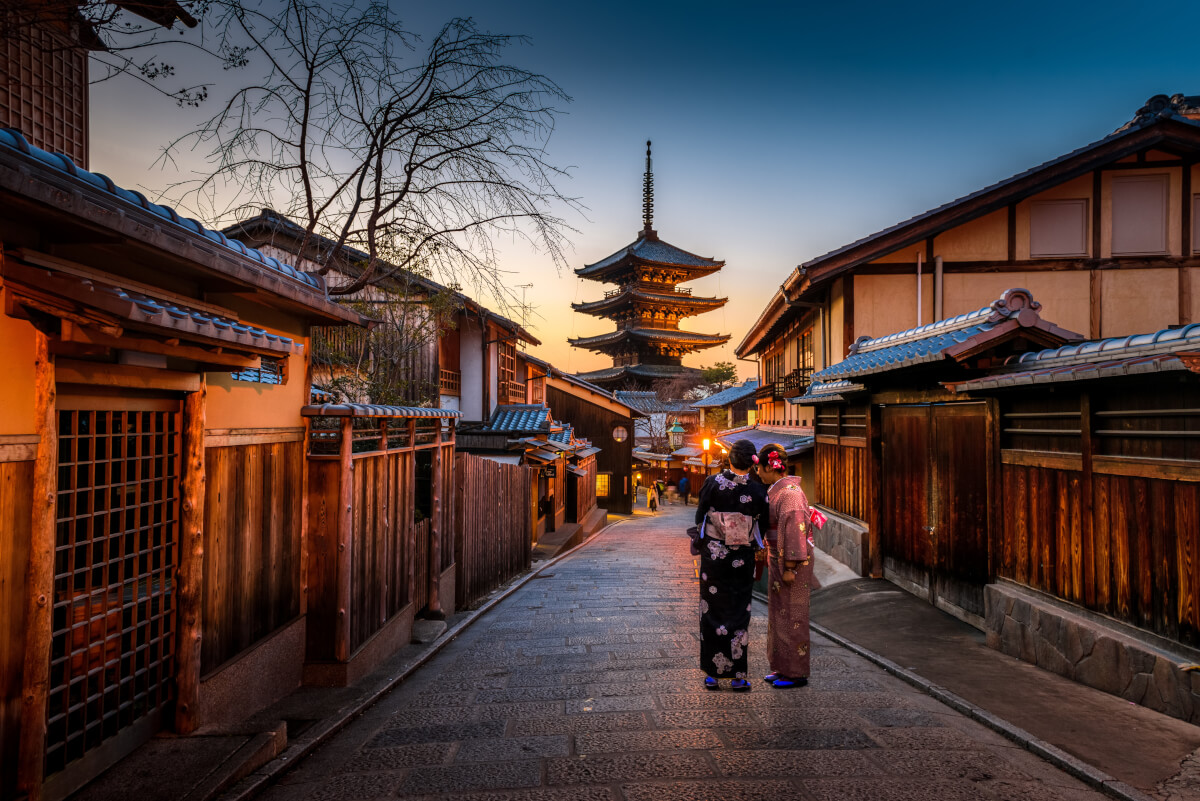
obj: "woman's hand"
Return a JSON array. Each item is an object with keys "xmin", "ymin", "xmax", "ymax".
[{"xmin": 782, "ymin": 569, "xmax": 796, "ymax": 584}]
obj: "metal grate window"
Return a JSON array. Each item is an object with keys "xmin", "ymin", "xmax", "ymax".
[{"xmin": 47, "ymin": 404, "xmax": 180, "ymax": 777}]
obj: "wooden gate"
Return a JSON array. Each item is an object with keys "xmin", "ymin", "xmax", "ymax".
[
  {"xmin": 882, "ymin": 402, "xmax": 990, "ymax": 617},
  {"xmin": 47, "ymin": 395, "xmax": 181, "ymax": 793}
]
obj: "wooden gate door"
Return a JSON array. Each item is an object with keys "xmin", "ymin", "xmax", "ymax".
[
  {"xmin": 46, "ymin": 394, "xmax": 181, "ymax": 796},
  {"xmin": 882, "ymin": 403, "xmax": 990, "ymax": 616}
]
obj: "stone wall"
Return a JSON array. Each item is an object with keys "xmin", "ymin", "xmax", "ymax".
[
  {"xmin": 813, "ymin": 506, "xmax": 868, "ymax": 576},
  {"xmin": 985, "ymin": 583, "xmax": 1200, "ymax": 725}
]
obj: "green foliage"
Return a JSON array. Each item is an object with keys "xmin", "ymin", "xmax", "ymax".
[{"xmin": 700, "ymin": 362, "xmax": 737, "ymax": 390}]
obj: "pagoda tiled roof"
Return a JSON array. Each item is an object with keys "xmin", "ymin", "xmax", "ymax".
[
  {"xmin": 576, "ymin": 233, "xmax": 724, "ymax": 281},
  {"xmin": 577, "ymin": 364, "xmax": 704, "ymax": 386},
  {"xmin": 569, "ymin": 328, "xmax": 730, "ymax": 351},
  {"xmin": 571, "ymin": 286, "xmax": 727, "ymax": 317},
  {"xmin": 613, "ymin": 391, "xmax": 695, "ymax": 415}
]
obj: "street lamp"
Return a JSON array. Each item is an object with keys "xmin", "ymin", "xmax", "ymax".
[
  {"xmin": 701, "ymin": 437, "xmax": 711, "ymax": 475},
  {"xmin": 668, "ymin": 420, "xmax": 685, "ymax": 451}
]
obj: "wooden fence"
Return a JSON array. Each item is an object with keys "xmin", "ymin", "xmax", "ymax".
[
  {"xmin": 455, "ymin": 453, "xmax": 535, "ymax": 609},
  {"xmin": 813, "ymin": 440, "xmax": 870, "ymax": 522}
]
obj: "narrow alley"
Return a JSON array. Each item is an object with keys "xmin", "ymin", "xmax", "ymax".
[{"xmin": 248, "ymin": 503, "xmax": 1110, "ymax": 801}]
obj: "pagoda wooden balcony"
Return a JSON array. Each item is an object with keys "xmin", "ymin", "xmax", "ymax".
[
  {"xmin": 439, "ymin": 368, "xmax": 461, "ymax": 396},
  {"xmin": 782, "ymin": 368, "xmax": 813, "ymax": 399}
]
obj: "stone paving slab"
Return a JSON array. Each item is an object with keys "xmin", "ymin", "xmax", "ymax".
[{"xmin": 249, "ymin": 503, "xmax": 1113, "ymax": 801}]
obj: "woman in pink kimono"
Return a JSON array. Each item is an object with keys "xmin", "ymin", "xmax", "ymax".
[{"xmin": 756, "ymin": 443, "xmax": 814, "ymax": 688}]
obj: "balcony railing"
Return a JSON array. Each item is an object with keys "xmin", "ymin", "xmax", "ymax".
[
  {"xmin": 755, "ymin": 383, "xmax": 776, "ymax": 401},
  {"xmin": 439, "ymin": 368, "xmax": 461, "ymax": 396},
  {"xmin": 782, "ymin": 368, "xmax": 813, "ymax": 399},
  {"xmin": 502, "ymin": 379, "xmax": 526, "ymax": 405}
]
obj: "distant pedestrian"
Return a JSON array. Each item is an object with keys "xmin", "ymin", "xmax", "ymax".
[
  {"xmin": 648, "ymin": 484, "xmax": 659, "ymax": 513},
  {"xmin": 678, "ymin": 474, "xmax": 691, "ymax": 505}
]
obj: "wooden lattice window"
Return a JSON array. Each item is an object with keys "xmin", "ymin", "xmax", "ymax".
[
  {"xmin": 47, "ymin": 400, "xmax": 180, "ymax": 777},
  {"xmin": 499, "ymin": 341, "xmax": 515, "ymax": 386},
  {"xmin": 0, "ymin": 24, "xmax": 88, "ymax": 167},
  {"xmin": 596, "ymin": 473, "xmax": 611, "ymax": 497},
  {"xmin": 796, "ymin": 328, "xmax": 814, "ymax": 372}
]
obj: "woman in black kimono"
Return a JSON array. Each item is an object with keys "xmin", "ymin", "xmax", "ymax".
[{"xmin": 694, "ymin": 439, "xmax": 769, "ymax": 690}]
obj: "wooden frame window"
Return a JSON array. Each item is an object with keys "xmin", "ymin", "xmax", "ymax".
[
  {"xmin": 1111, "ymin": 174, "xmax": 1168, "ymax": 256},
  {"xmin": 1030, "ymin": 199, "xmax": 1088, "ymax": 257},
  {"xmin": 499, "ymin": 341, "xmax": 516, "ymax": 386},
  {"xmin": 596, "ymin": 473, "xmax": 611, "ymax": 497}
]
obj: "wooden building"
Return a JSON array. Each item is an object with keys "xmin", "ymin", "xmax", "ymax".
[
  {"xmin": 524, "ymin": 356, "xmax": 637, "ymax": 515},
  {"xmin": 691, "ymin": 379, "xmax": 759, "ymax": 430},
  {"xmin": 225, "ymin": 209, "xmax": 541, "ymax": 419},
  {"xmin": 0, "ymin": 128, "xmax": 364, "ymax": 799},
  {"xmin": 739, "ymin": 93, "xmax": 1200, "ymax": 431},
  {"xmin": 802, "ymin": 288, "xmax": 1200, "ymax": 723}
]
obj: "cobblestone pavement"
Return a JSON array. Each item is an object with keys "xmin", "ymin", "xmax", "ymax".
[{"xmin": 258, "ymin": 503, "xmax": 1111, "ymax": 801}]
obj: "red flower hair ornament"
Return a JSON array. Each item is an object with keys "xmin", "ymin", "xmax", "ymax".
[{"xmin": 767, "ymin": 450, "xmax": 785, "ymax": 471}]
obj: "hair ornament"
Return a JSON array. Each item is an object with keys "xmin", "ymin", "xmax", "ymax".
[{"xmin": 751, "ymin": 454, "xmax": 759, "ymax": 464}]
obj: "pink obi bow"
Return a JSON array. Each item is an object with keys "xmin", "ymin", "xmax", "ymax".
[{"xmin": 809, "ymin": 508, "xmax": 827, "ymax": 529}]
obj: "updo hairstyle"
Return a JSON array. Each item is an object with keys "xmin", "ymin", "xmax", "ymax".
[
  {"xmin": 757, "ymin": 443, "xmax": 788, "ymax": 474},
  {"xmin": 728, "ymin": 439, "xmax": 758, "ymax": 471}
]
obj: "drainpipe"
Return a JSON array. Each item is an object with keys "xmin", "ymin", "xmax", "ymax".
[
  {"xmin": 916, "ymin": 252, "xmax": 923, "ymax": 327},
  {"xmin": 934, "ymin": 255, "xmax": 944, "ymax": 321}
]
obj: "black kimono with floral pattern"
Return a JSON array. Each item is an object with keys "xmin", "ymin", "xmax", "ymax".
[{"xmin": 694, "ymin": 469, "xmax": 769, "ymax": 680}]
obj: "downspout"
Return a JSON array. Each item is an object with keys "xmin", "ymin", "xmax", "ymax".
[
  {"xmin": 934, "ymin": 255, "xmax": 944, "ymax": 321},
  {"xmin": 916, "ymin": 252, "xmax": 924, "ymax": 327}
]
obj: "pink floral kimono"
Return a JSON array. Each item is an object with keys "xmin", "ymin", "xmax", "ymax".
[{"xmin": 765, "ymin": 475, "xmax": 814, "ymax": 680}]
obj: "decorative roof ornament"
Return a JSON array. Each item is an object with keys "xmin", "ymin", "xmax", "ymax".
[
  {"xmin": 641, "ymin": 140, "xmax": 655, "ymax": 236},
  {"xmin": 1132, "ymin": 94, "xmax": 1188, "ymax": 127}
]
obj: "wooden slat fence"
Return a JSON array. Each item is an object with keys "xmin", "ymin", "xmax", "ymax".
[
  {"xmin": 814, "ymin": 440, "xmax": 869, "ymax": 522},
  {"xmin": 201, "ymin": 441, "xmax": 303, "ymax": 674},
  {"xmin": 455, "ymin": 453, "xmax": 534, "ymax": 609}
]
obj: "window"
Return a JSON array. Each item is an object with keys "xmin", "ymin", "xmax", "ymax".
[
  {"xmin": 796, "ymin": 328, "xmax": 814, "ymax": 372},
  {"xmin": 231, "ymin": 358, "xmax": 285, "ymax": 385},
  {"xmin": 499, "ymin": 341, "xmax": 515, "ymax": 385},
  {"xmin": 596, "ymin": 473, "xmax": 611, "ymax": 497},
  {"xmin": 1030, "ymin": 199, "xmax": 1088, "ymax": 257},
  {"xmin": 612, "ymin": 425, "xmax": 628, "ymax": 443},
  {"xmin": 1112, "ymin": 174, "xmax": 1168, "ymax": 255}
]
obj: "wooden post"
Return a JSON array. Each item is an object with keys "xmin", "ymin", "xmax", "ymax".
[
  {"xmin": 335, "ymin": 417, "xmax": 353, "ymax": 662},
  {"xmin": 174, "ymin": 379, "xmax": 207, "ymax": 734},
  {"xmin": 427, "ymin": 440, "xmax": 444, "ymax": 619},
  {"xmin": 867, "ymin": 402, "xmax": 883, "ymax": 578},
  {"xmin": 1080, "ymin": 392, "xmax": 1095, "ymax": 607},
  {"xmin": 18, "ymin": 332, "xmax": 56, "ymax": 800},
  {"xmin": 406, "ymin": 419, "xmax": 417, "ymax": 608}
]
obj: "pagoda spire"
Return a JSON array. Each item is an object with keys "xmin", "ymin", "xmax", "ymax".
[{"xmin": 641, "ymin": 140, "xmax": 655, "ymax": 236}]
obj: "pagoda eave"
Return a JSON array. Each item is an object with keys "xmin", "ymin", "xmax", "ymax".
[
  {"xmin": 571, "ymin": 291, "xmax": 729, "ymax": 317},
  {"xmin": 568, "ymin": 328, "xmax": 731, "ymax": 353},
  {"xmin": 575, "ymin": 257, "xmax": 724, "ymax": 284}
]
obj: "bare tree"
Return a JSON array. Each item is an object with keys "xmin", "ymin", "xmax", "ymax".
[{"xmin": 163, "ymin": 0, "xmax": 577, "ymax": 305}]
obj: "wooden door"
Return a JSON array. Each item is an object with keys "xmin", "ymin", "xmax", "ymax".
[
  {"xmin": 881, "ymin": 403, "xmax": 990, "ymax": 615},
  {"xmin": 46, "ymin": 394, "xmax": 181, "ymax": 796}
]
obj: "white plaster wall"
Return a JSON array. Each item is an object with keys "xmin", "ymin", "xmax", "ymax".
[{"xmin": 460, "ymin": 324, "xmax": 484, "ymax": 421}]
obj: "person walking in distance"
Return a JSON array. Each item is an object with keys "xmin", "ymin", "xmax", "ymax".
[{"xmin": 678, "ymin": 474, "xmax": 691, "ymax": 506}]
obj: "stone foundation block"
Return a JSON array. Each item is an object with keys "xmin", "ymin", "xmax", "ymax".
[{"xmin": 812, "ymin": 506, "xmax": 868, "ymax": 576}]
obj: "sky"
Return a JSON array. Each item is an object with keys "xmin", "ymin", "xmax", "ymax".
[{"xmin": 89, "ymin": 0, "xmax": 1200, "ymax": 380}]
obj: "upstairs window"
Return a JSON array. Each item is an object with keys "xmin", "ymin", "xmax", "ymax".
[
  {"xmin": 1030, "ymin": 199, "xmax": 1088, "ymax": 257},
  {"xmin": 1111, "ymin": 174, "xmax": 1168, "ymax": 256}
]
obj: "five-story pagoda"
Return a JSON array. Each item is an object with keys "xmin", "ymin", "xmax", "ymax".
[{"xmin": 570, "ymin": 142, "xmax": 729, "ymax": 389}]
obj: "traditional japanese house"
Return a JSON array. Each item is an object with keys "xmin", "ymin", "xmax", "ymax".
[
  {"xmin": 524, "ymin": 355, "xmax": 637, "ymax": 515},
  {"xmin": 225, "ymin": 209, "xmax": 540, "ymax": 418},
  {"xmin": 614, "ymin": 390, "xmax": 699, "ymax": 449},
  {"xmin": 570, "ymin": 143, "xmax": 729, "ymax": 389},
  {"xmin": 739, "ymin": 93, "xmax": 1200, "ymax": 431},
  {"xmin": 714, "ymin": 424, "xmax": 815, "ymax": 496},
  {"xmin": 691, "ymin": 379, "xmax": 760, "ymax": 430},
  {"xmin": 801, "ymin": 288, "xmax": 1200, "ymax": 724},
  {"xmin": 0, "ymin": 129, "xmax": 365, "ymax": 800}
]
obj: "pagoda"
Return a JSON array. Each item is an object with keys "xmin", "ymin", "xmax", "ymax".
[{"xmin": 569, "ymin": 142, "xmax": 729, "ymax": 389}]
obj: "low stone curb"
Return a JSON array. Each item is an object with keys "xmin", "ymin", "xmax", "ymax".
[
  {"xmin": 808, "ymin": 620, "xmax": 1159, "ymax": 801},
  {"xmin": 217, "ymin": 517, "xmax": 625, "ymax": 801}
]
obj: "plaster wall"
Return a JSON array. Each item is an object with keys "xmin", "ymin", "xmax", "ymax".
[
  {"xmin": 459, "ymin": 321, "xmax": 484, "ymax": 421},
  {"xmin": 941, "ymin": 272, "xmax": 1091, "ymax": 336},
  {"xmin": 1101, "ymin": 268, "xmax": 1179, "ymax": 337},
  {"xmin": 0, "ymin": 312, "xmax": 36, "ymax": 435},
  {"xmin": 853, "ymin": 273, "xmax": 935, "ymax": 342},
  {"xmin": 830, "ymin": 278, "xmax": 845, "ymax": 364},
  {"xmin": 933, "ymin": 209, "xmax": 1008, "ymax": 261},
  {"xmin": 205, "ymin": 348, "xmax": 308, "ymax": 430},
  {"xmin": 868, "ymin": 239, "xmax": 930, "ymax": 264}
]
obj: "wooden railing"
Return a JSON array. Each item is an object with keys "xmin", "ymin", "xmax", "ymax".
[
  {"xmin": 782, "ymin": 368, "xmax": 812, "ymax": 399},
  {"xmin": 502, "ymin": 379, "xmax": 526, "ymax": 405},
  {"xmin": 755, "ymin": 383, "xmax": 776, "ymax": 400},
  {"xmin": 439, "ymin": 368, "xmax": 461, "ymax": 396}
]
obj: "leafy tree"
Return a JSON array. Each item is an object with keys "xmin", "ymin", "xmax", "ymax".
[{"xmin": 700, "ymin": 361, "xmax": 737, "ymax": 391}]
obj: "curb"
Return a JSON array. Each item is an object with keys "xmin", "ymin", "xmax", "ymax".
[
  {"xmin": 219, "ymin": 516, "xmax": 624, "ymax": 801},
  {"xmin": 807, "ymin": 619, "xmax": 1158, "ymax": 801}
]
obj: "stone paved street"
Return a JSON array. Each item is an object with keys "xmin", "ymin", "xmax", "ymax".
[{"xmin": 256, "ymin": 503, "xmax": 1111, "ymax": 801}]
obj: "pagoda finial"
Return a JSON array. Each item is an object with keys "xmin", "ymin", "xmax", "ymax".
[{"xmin": 641, "ymin": 140, "xmax": 655, "ymax": 236}]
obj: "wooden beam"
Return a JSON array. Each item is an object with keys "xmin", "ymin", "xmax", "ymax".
[
  {"xmin": 1089, "ymin": 270, "xmax": 1103, "ymax": 339},
  {"xmin": 174, "ymin": 380, "xmax": 206, "ymax": 734},
  {"xmin": 1007, "ymin": 204, "xmax": 1017, "ymax": 262},
  {"xmin": 335, "ymin": 416, "xmax": 353, "ymax": 662},
  {"xmin": 17, "ymin": 332, "xmax": 55, "ymax": 800},
  {"xmin": 427, "ymin": 444, "xmax": 444, "ymax": 619},
  {"xmin": 867, "ymin": 402, "xmax": 883, "ymax": 578},
  {"xmin": 203, "ymin": 427, "xmax": 305, "ymax": 448},
  {"xmin": 1080, "ymin": 392, "xmax": 1095, "ymax": 607},
  {"xmin": 55, "ymin": 359, "xmax": 201, "ymax": 392},
  {"xmin": 61, "ymin": 322, "xmax": 262, "ymax": 370},
  {"xmin": 1092, "ymin": 170, "xmax": 1103, "ymax": 259},
  {"xmin": 0, "ymin": 434, "xmax": 39, "ymax": 462}
]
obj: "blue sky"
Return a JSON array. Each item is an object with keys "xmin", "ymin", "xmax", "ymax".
[{"xmin": 91, "ymin": 0, "xmax": 1200, "ymax": 377}]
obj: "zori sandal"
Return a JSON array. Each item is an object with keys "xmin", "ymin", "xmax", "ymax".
[
  {"xmin": 704, "ymin": 677, "xmax": 720, "ymax": 691},
  {"xmin": 764, "ymin": 672, "xmax": 780, "ymax": 683},
  {"xmin": 730, "ymin": 679, "xmax": 751, "ymax": 692},
  {"xmin": 770, "ymin": 676, "xmax": 808, "ymax": 688}
]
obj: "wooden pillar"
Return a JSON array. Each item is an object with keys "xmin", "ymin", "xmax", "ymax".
[
  {"xmin": 174, "ymin": 379, "xmax": 207, "ymax": 734},
  {"xmin": 18, "ymin": 332, "xmax": 55, "ymax": 800},
  {"xmin": 335, "ymin": 417, "xmax": 353, "ymax": 662},
  {"xmin": 867, "ymin": 402, "xmax": 883, "ymax": 578},
  {"xmin": 1080, "ymin": 392, "xmax": 1095, "ymax": 607},
  {"xmin": 427, "ymin": 439, "xmax": 444, "ymax": 619},
  {"xmin": 406, "ymin": 419, "xmax": 417, "ymax": 607}
]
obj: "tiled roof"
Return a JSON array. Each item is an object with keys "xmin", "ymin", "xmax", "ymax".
[
  {"xmin": 794, "ymin": 379, "xmax": 866, "ymax": 405},
  {"xmin": 577, "ymin": 234, "xmax": 724, "ymax": 278},
  {"xmin": 483, "ymin": 404, "xmax": 552, "ymax": 433},
  {"xmin": 811, "ymin": 289, "xmax": 1076, "ymax": 383},
  {"xmin": 301, "ymin": 404, "xmax": 462, "ymax": 418},
  {"xmin": 576, "ymin": 364, "xmax": 704, "ymax": 384},
  {"xmin": 613, "ymin": 391, "xmax": 696, "ymax": 415},
  {"xmin": 715, "ymin": 426, "xmax": 814, "ymax": 458},
  {"xmin": 569, "ymin": 328, "xmax": 730, "ymax": 349},
  {"xmin": 691, "ymin": 380, "xmax": 759, "ymax": 408},
  {"xmin": 572, "ymin": 288, "xmax": 727, "ymax": 316},
  {"xmin": 671, "ymin": 446, "xmax": 703, "ymax": 458},
  {"xmin": 0, "ymin": 130, "xmax": 322, "ymax": 290},
  {"xmin": 549, "ymin": 423, "xmax": 573, "ymax": 444},
  {"xmin": 950, "ymin": 323, "xmax": 1200, "ymax": 392}
]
